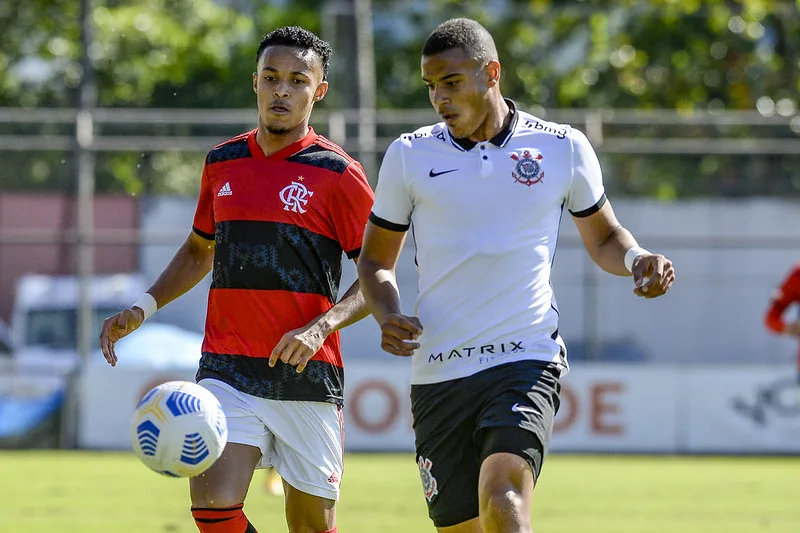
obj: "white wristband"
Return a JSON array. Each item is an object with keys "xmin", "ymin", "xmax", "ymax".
[
  {"xmin": 624, "ymin": 246, "xmax": 650, "ymax": 273},
  {"xmin": 132, "ymin": 293, "xmax": 158, "ymax": 321}
]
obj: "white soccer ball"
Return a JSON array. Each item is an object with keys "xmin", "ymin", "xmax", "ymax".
[{"xmin": 131, "ymin": 381, "xmax": 227, "ymax": 478}]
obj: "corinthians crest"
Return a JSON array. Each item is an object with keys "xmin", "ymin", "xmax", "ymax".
[
  {"xmin": 511, "ymin": 149, "xmax": 544, "ymax": 186},
  {"xmin": 417, "ymin": 456, "xmax": 439, "ymax": 502}
]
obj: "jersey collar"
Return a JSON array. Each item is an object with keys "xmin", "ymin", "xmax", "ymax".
[
  {"xmin": 247, "ymin": 126, "xmax": 319, "ymax": 161},
  {"xmin": 449, "ymin": 98, "xmax": 520, "ymax": 152}
]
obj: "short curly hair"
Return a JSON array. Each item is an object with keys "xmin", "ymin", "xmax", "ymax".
[
  {"xmin": 256, "ymin": 26, "xmax": 332, "ymax": 80},
  {"xmin": 422, "ymin": 18, "xmax": 498, "ymax": 64}
]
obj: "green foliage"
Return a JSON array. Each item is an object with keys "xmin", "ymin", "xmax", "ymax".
[{"xmin": 2, "ymin": 0, "xmax": 799, "ymax": 197}]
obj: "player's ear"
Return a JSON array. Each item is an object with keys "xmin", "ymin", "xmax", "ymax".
[
  {"xmin": 313, "ymin": 80, "xmax": 329, "ymax": 102},
  {"xmin": 252, "ymin": 72, "xmax": 258, "ymax": 94},
  {"xmin": 485, "ymin": 60, "xmax": 501, "ymax": 88}
]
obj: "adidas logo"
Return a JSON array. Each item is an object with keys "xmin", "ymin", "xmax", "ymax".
[
  {"xmin": 327, "ymin": 471, "xmax": 340, "ymax": 485},
  {"xmin": 217, "ymin": 182, "xmax": 232, "ymax": 197}
]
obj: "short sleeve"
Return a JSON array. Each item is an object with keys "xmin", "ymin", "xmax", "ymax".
[
  {"xmin": 369, "ymin": 138, "xmax": 413, "ymax": 231},
  {"xmin": 192, "ymin": 164, "xmax": 216, "ymax": 240},
  {"xmin": 330, "ymin": 161, "xmax": 375, "ymax": 259},
  {"xmin": 566, "ymin": 129, "xmax": 607, "ymax": 217}
]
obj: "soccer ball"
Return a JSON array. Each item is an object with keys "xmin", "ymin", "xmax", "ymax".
[{"xmin": 131, "ymin": 381, "xmax": 227, "ymax": 478}]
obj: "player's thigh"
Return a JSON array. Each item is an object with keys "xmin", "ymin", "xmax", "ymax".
[
  {"xmin": 411, "ymin": 378, "xmax": 483, "ymax": 529},
  {"xmin": 260, "ymin": 400, "xmax": 344, "ymax": 502},
  {"xmin": 475, "ymin": 360, "xmax": 561, "ymax": 486},
  {"xmin": 191, "ymin": 379, "xmax": 271, "ymax": 507}
]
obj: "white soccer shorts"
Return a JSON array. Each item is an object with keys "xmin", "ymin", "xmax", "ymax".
[{"xmin": 199, "ymin": 378, "xmax": 344, "ymax": 501}]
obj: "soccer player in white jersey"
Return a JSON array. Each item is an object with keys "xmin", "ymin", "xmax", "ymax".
[{"xmin": 357, "ymin": 18, "xmax": 676, "ymax": 533}]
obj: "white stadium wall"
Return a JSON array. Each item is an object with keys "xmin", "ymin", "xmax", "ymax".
[{"xmin": 77, "ymin": 363, "xmax": 800, "ymax": 453}]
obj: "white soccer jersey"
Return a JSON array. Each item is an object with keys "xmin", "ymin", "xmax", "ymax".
[{"xmin": 370, "ymin": 100, "xmax": 606, "ymax": 385}]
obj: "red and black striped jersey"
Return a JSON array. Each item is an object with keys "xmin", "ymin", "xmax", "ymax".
[{"xmin": 191, "ymin": 128, "xmax": 374, "ymax": 405}]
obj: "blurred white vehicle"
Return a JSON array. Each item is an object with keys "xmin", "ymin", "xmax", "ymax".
[
  {"xmin": 7, "ymin": 273, "xmax": 202, "ymax": 372},
  {"xmin": 90, "ymin": 321, "xmax": 203, "ymax": 370}
]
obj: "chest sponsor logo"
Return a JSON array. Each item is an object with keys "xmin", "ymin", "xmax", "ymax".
[
  {"xmin": 511, "ymin": 150, "xmax": 544, "ymax": 186},
  {"xmin": 279, "ymin": 180, "xmax": 314, "ymax": 213},
  {"xmin": 427, "ymin": 340, "xmax": 525, "ymax": 364}
]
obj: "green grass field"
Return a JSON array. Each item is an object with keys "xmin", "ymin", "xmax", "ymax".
[{"xmin": 1, "ymin": 451, "xmax": 799, "ymax": 532}]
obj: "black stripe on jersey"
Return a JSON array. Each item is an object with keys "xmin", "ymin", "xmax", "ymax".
[
  {"xmin": 212, "ymin": 220, "xmax": 342, "ymax": 301},
  {"xmin": 193, "ymin": 225, "xmax": 215, "ymax": 241},
  {"xmin": 369, "ymin": 212, "xmax": 410, "ymax": 232},
  {"xmin": 206, "ymin": 138, "xmax": 252, "ymax": 165},
  {"xmin": 569, "ymin": 193, "xmax": 607, "ymax": 218},
  {"xmin": 346, "ymin": 246, "xmax": 361, "ymax": 259},
  {"xmin": 286, "ymin": 144, "xmax": 350, "ymax": 174},
  {"xmin": 196, "ymin": 352, "xmax": 344, "ymax": 405}
]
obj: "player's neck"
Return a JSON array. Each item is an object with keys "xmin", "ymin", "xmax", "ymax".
[
  {"xmin": 255, "ymin": 121, "xmax": 310, "ymax": 157},
  {"xmin": 466, "ymin": 95, "xmax": 510, "ymax": 143}
]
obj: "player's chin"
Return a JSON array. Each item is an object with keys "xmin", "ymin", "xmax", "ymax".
[{"xmin": 263, "ymin": 115, "xmax": 298, "ymax": 135}]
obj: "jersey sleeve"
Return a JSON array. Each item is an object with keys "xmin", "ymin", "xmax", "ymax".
[
  {"xmin": 765, "ymin": 266, "xmax": 800, "ymax": 333},
  {"xmin": 192, "ymin": 164, "xmax": 216, "ymax": 240},
  {"xmin": 369, "ymin": 138, "xmax": 413, "ymax": 232},
  {"xmin": 330, "ymin": 161, "xmax": 375, "ymax": 259},
  {"xmin": 566, "ymin": 129, "xmax": 607, "ymax": 217}
]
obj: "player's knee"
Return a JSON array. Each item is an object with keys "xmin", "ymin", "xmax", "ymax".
[
  {"xmin": 190, "ymin": 481, "xmax": 247, "ymax": 509},
  {"xmin": 479, "ymin": 483, "xmax": 526, "ymax": 521}
]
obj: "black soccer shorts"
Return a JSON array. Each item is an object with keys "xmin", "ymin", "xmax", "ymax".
[{"xmin": 410, "ymin": 360, "xmax": 561, "ymax": 528}]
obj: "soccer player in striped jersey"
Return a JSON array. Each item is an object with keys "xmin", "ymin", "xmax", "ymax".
[{"xmin": 99, "ymin": 26, "xmax": 374, "ymax": 533}]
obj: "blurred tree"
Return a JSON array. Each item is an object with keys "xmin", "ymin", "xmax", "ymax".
[
  {"xmin": 1, "ymin": 0, "xmax": 798, "ymax": 197},
  {"xmin": 370, "ymin": 0, "xmax": 800, "ymax": 197}
]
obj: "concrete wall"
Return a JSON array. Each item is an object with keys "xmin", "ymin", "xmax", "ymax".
[{"xmin": 139, "ymin": 197, "xmax": 800, "ymax": 366}]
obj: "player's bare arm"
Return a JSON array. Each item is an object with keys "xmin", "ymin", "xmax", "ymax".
[
  {"xmin": 99, "ymin": 231, "xmax": 215, "ymax": 366},
  {"xmin": 357, "ymin": 222, "xmax": 423, "ymax": 357},
  {"xmin": 269, "ymin": 265, "xmax": 370, "ymax": 373},
  {"xmin": 572, "ymin": 200, "xmax": 675, "ymax": 299}
]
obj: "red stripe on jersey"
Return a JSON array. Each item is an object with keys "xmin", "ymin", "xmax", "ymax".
[{"xmin": 202, "ymin": 288, "xmax": 343, "ymax": 368}]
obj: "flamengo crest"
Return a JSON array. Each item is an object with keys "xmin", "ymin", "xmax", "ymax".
[
  {"xmin": 279, "ymin": 181, "xmax": 314, "ymax": 213},
  {"xmin": 511, "ymin": 149, "xmax": 544, "ymax": 186}
]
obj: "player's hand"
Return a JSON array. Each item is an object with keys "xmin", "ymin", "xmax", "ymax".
[
  {"xmin": 632, "ymin": 253, "xmax": 675, "ymax": 298},
  {"xmin": 269, "ymin": 323, "xmax": 326, "ymax": 373},
  {"xmin": 99, "ymin": 307, "xmax": 145, "ymax": 367},
  {"xmin": 379, "ymin": 313, "xmax": 423, "ymax": 357},
  {"xmin": 785, "ymin": 321, "xmax": 800, "ymax": 339}
]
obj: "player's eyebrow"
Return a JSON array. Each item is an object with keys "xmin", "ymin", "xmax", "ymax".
[
  {"xmin": 421, "ymin": 72, "xmax": 462, "ymax": 83},
  {"xmin": 260, "ymin": 66, "xmax": 311, "ymax": 77}
]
